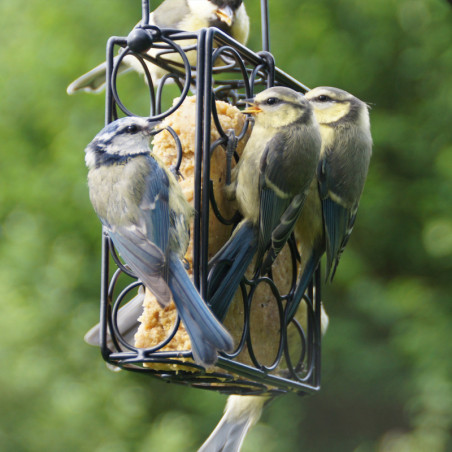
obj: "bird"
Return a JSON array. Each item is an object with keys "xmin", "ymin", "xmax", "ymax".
[
  {"xmin": 198, "ymin": 394, "xmax": 268, "ymax": 452},
  {"xmin": 67, "ymin": 0, "xmax": 249, "ymax": 94},
  {"xmin": 207, "ymin": 86, "xmax": 322, "ymax": 321},
  {"xmin": 287, "ymin": 86, "xmax": 373, "ymax": 321},
  {"xmin": 198, "ymin": 298, "xmax": 330, "ymax": 452},
  {"xmin": 84, "ymin": 115, "xmax": 234, "ymax": 367},
  {"xmin": 199, "ymin": 86, "xmax": 372, "ymax": 450}
]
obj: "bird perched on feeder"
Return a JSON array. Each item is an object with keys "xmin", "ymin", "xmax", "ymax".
[
  {"xmin": 67, "ymin": 0, "xmax": 249, "ymax": 94},
  {"xmin": 199, "ymin": 86, "xmax": 372, "ymax": 452},
  {"xmin": 207, "ymin": 86, "xmax": 322, "ymax": 321},
  {"xmin": 84, "ymin": 116, "xmax": 234, "ymax": 367},
  {"xmin": 287, "ymin": 86, "xmax": 373, "ymax": 321}
]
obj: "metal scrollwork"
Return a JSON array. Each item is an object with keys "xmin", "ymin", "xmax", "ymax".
[{"xmin": 96, "ymin": 0, "xmax": 322, "ymax": 396}]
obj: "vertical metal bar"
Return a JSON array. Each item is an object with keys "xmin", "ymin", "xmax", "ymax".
[
  {"xmin": 141, "ymin": 0, "xmax": 150, "ymax": 25},
  {"xmin": 313, "ymin": 267, "xmax": 322, "ymax": 388},
  {"xmin": 199, "ymin": 28, "xmax": 215, "ymax": 298},
  {"xmin": 100, "ymin": 232, "xmax": 111, "ymax": 361},
  {"xmin": 105, "ymin": 37, "xmax": 117, "ymax": 125},
  {"xmin": 101, "ymin": 37, "xmax": 116, "ymax": 361},
  {"xmin": 260, "ymin": 0, "xmax": 270, "ymax": 52},
  {"xmin": 193, "ymin": 29, "xmax": 207, "ymax": 289}
]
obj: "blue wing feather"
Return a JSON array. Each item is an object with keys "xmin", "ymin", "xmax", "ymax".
[
  {"xmin": 322, "ymin": 198, "xmax": 355, "ymax": 281},
  {"xmin": 108, "ymin": 225, "xmax": 172, "ymax": 305},
  {"xmin": 207, "ymin": 221, "xmax": 258, "ymax": 321}
]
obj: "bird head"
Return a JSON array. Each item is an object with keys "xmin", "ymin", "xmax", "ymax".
[
  {"xmin": 85, "ymin": 117, "xmax": 160, "ymax": 169},
  {"xmin": 305, "ymin": 86, "xmax": 370, "ymax": 128},
  {"xmin": 243, "ymin": 86, "xmax": 313, "ymax": 129},
  {"xmin": 188, "ymin": 0, "xmax": 243, "ymax": 28}
]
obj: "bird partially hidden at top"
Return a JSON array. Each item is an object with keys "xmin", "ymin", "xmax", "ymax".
[
  {"xmin": 67, "ymin": 0, "xmax": 249, "ymax": 94},
  {"xmin": 84, "ymin": 116, "xmax": 234, "ymax": 367}
]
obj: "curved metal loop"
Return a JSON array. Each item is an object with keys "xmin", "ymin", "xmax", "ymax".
[
  {"xmin": 110, "ymin": 33, "xmax": 192, "ymax": 120},
  {"xmin": 155, "ymin": 73, "xmax": 185, "ymax": 115},
  {"xmin": 111, "ymin": 281, "xmax": 143, "ymax": 351},
  {"xmin": 151, "ymin": 125, "xmax": 183, "ymax": 178},
  {"xmin": 108, "ymin": 278, "xmax": 184, "ymax": 356},
  {"xmin": 107, "ymin": 236, "xmax": 136, "ymax": 279},
  {"xmin": 221, "ymin": 281, "xmax": 249, "ymax": 359},
  {"xmin": 257, "ymin": 50, "xmax": 276, "ymax": 88},
  {"xmin": 208, "ymin": 179, "xmax": 242, "ymax": 226},
  {"xmin": 246, "ymin": 277, "xmax": 286, "ymax": 372},
  {"xmin": 111, "ymin": 48, "xmax": 154, "ymax": 117},
  {"xmin": 283, "ymin": 316, "xmax": 308, "ymax": 381},
  {"xmin": 207, "ymin": 137, "xmax": 242, "ymax": 226},
  {"xmin": 211, "ymin": 45, "xmax": 252, "ymax": 122}
]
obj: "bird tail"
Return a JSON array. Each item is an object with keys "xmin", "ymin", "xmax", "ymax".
[
  {"xmin": 84, "ymin": 286, "xmax": 145, "ymax": 349},
  {"xmin": 67, "ymin": 56, "xmax": 132, "ymax": 94},
  {"xmin": 207, "ymin": 221, "xmax": 258, "ymax": 321},
  {"xmin": 198, "ymin": 395, "xmax": 267, "ymax": 452},
  {"xmin": 286, "ymin": 250, "xmax": 321, "ymax": 322},
  {"xmin": 168, "ymin": 255, "xmax": 234, "ymax": 367}
]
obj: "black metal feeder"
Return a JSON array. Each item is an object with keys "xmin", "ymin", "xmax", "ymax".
[{"xmin": 96, "ymin": 0, "xmax": 323, "ymax": 397}]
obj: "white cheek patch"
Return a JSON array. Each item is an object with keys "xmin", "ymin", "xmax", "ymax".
[
  {"xmin": 85, "ymin": 150, "xmax": 97, "ymax": 168},
  {"xmin": 187, "ymin": 0, "xmax": 217, "ymax": 22},
  {"xmin": 311, "ymin": 100, "xmax": 335, "ymax": 110},
  {"xmin": 313, "ymin": 102, "xmax": 349, "ymax": 124}
]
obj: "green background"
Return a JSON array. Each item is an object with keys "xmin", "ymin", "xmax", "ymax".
[{"xmin": 1, "ymin": 0, "xmax": 451, "ymax": 451}]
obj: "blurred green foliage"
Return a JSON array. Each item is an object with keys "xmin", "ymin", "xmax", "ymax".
[{"xmin": 1, "ymin": 0, "xmax": 451, "ymax": 451}]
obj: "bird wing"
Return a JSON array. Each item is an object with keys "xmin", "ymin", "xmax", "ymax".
[
  {"xmin": 152, "ymin": 0, "xmax": 191, "ymax": 28},
  {"xmin": 318, "ymin": 153, "xmax": 357, "ymax": 282},
  {"xmin": 256, "ymin": 137, "xmax": 305, "ymax": 273},
  {"xmin": 107, "ymin": 156, "xmax": 173, "ymax": 306},
  {"xmin": 139, "ymin": 157, "xmax": 171, "ymax": 255},
  {"xmin": 207, "ymin": 220, "xmax": 258, "ymax": 321},
  {"xmin": 108, "ymin": 223, "xmax": 171, "ymax": 306}
]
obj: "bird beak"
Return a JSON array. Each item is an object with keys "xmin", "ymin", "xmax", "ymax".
[
  {"xmin": 146, "ymin": 119, "xmax": 161, "ymax": 135},
  {"xmin": 216, "ymin": 6, "xmax": 234, "ymax": 26},
  {"xmin": 242, "ymin": 103, "xmax": 262, "ymax": 115}
]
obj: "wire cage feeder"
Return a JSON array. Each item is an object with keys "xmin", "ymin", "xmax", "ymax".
[{"xmin": 95, "ymin": 0, "xmax": 323, "ymax": 397}]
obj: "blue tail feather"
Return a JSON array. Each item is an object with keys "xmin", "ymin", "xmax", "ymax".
[
  {"xmin": 207, "ymin": 222, "xmax": 258, "ymax": 321},
  {"xmin": 286, "ymin": 251, "xmax": 321, "ymax": 322},
  {"xmin": 168, "ymin": 255, "xmax": 234, "ymax": 367}
]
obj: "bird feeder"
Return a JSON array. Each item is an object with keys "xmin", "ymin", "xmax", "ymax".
[{"xmin": 95, "ymin": 0, "xmax": 322, "ymax": 397}]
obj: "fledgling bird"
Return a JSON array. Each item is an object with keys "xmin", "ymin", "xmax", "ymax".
[
  {"xmin": 287, "ymin": 86, "xmax": 372, "ymax": 320},
  {"xmin": 67, "ymin": 0, "xmax": 249, "ymax": 94},
  {"xmin": 85, "ymin": 116, "xmax": 234, "ymax": 367},
  {"xmin": 198, "ymin": 300, "xmax": 330, "ymax": 452},
  {"xmin": 207, "ymin": 86, "xmax": 322, "ymax": 321},
  {"xmin": 200, "ymin": 86, "xmax": 372, "ymax": 451}
]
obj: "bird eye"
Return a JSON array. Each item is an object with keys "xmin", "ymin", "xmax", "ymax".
[
  {"xmin": 265, "ymin": 97, "xmax": 279, "ymax": 105},
  {"xmin": 126, "ymin": 124, "xmax": 139, "ymax": 134},
  {"xmin": 317, "ymin": 95, "xmax": 331, "ymax": 102}
]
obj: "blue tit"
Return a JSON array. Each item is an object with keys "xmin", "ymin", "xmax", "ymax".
[
  {"xmin": 207, "ymin": 86, "xmax": 321, "ymax": 321},
  {"xmin": 198, "ymin": 395, "xmax": 268, "ymax": 452},
  {"xmin": 198, "ymin": 300, "xmax": 330, "ymax": 452},
  {"xmin": 287, "ymin": 86, "xmax": 372, "ymax": 321},
  {"xmin": 85, "ymin": 116, "xmax": 234, "ymax": 367},
  {"xmin": 67, "ymin": 0, "xmax": 249, "ymax": 94}
]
